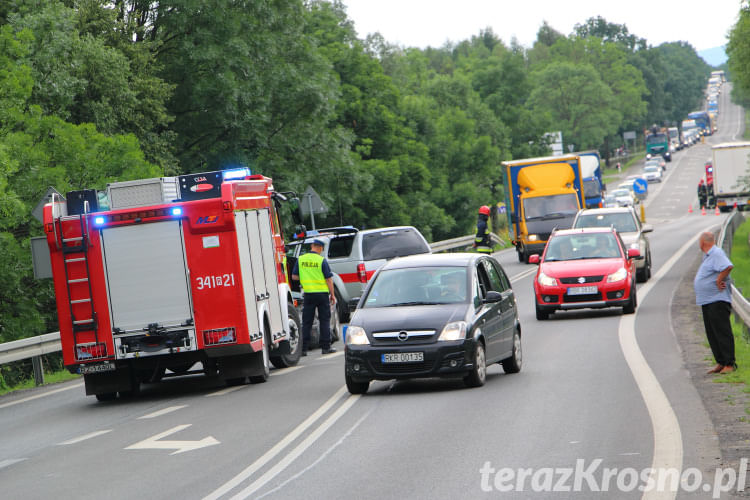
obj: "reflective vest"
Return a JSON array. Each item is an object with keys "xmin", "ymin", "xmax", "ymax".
[{"xmin": 298, "ymin": 252, "xmax": 329, "ymax": 292}]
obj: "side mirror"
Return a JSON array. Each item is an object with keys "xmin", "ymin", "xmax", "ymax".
[
  {"xmin": 483, "ymin": 290, "xmax": 503, "ymax": 303},
  {"xmin": 641, "ymin": 224, "xmax": 653, "ymax": 234},
  {"xmin": 528, "ymin": 254, "xmax": 540, "ymax": 264},
  {"xmin": 627, "ymin": 248, "xmax": 643, "ymax": 260}
]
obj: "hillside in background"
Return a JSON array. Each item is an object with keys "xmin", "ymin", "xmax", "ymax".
[{"xmin": 698, "ymin": 45, "xmax": 728, "ymax": 66}]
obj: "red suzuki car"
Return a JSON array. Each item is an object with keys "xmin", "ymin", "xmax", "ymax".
[{"xmin": 528, "ymin": 227, "xmax": 641, "ymax": 320}]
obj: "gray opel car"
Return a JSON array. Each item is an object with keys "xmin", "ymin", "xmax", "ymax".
[{"xmin": 344, "ymin": 253, "xmax": 522, "ymax": 394}]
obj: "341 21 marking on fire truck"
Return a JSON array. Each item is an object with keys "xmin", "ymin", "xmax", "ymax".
[{"xmin": 195, "ymin": 273, "xmax": 236, "ymax": 290}]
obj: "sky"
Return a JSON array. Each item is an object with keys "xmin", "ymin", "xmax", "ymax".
[{"xmin": 340, "ymin": 0, "xmax": 740, "ymax": 52}]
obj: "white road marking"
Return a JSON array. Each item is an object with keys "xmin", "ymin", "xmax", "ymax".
[
  {"xmin": 125, "ymin": 424, "xmax": 219, "ymax": 455},
  {"xmin": 510, "ymin": 267, "xmax": 536, "ymax": 283},
  {"xmin": 206, "ymin": 386, "xmax": 245, "ymax": 397},
  {"xmin": 138, "ymin": 405, "xmax": 187, "ymax": 419},
  {"xmin": 0, "ymin": 382, "xmax": 83, "ymax": 410},
  {"xmin": 203, "ymin": 386, "xmax": 348, "ymax": 500},
  {"xmin": 618, "ymin": 228, "xmax": 714, "ymax": 500},
  {"xmin": 319, "ymin": 351, "xmax": 344, "ymax": 360},
  {"xmin": 270, "ymin": 366, "xmax": 303, "ymax": 376},
  {"xmin": 58, "ymin": 429, "xmax": 112, "ymax": 445},
  {"xmin": 0, "ymin": 458, "xmax": 27, "ymax": 470},
  {"xmin": 230, "ymin": 394, "xmax": 361, "ymax": 500}
]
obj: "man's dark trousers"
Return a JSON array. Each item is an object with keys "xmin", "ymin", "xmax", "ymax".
[
  {"xmin": 701, "ymin": 300, "xmax": 735, "ymax": 366},
  {"xmin": 302, "ymin": 292, "xmax": 331, "ymax": 351}
]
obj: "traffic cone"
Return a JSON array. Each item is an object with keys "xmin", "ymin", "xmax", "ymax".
[
  {"xmin": 688, "ymin": 204, "xmax": 693, "ymax": 213},
  {"xmin": 701, "ymin": 206, "xmax": 706, "ymax": 216},
  {"xmin": 715, "ymin": 206, "xmax": 720, "ymax": 215},
  {"xmin": 734, "ymin": 202, "xmax": 738, "ymax": 211}
]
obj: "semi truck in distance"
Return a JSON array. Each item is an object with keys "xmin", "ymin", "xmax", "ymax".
[
  {"xmin": 502, "ymin": 154, "xmax": 585, "ymax": 263},
  {"xmin": 711, "ymin": 142, "xmax": 750, "ymax": 212},
  {"xmin": 645, "ymin": 126, "xmax": 672, "ymax": 162}
]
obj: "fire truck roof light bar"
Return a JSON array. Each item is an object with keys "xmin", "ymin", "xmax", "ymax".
[{"xmin": 222, "ymin": 167, "xmax": 251, "ymax": 180}]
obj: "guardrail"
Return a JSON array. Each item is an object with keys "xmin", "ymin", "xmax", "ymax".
[
  {"xmin": 717, "ymin": 210, "xmax": 750, "ymax": 335},
  {"xmin": 429, "ymin": 233, "xmax": 505, "ymax": 253},
  {"xmin": 0, "ymin": 232, "xmax": 508, "ymax": 384}
]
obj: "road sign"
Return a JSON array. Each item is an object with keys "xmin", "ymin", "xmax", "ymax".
[
  {"xmin": 300, "ymin": 186, "xmax": 327, "ymax": 215},
  {"xmin": 633, "ymin": 178, "xmax": 648, "ymax": 194},
  {"xmin": 623, "ymin": 131, "xmax": 636, "ymax": 141},
  {"xmin": 31, "ymin": 187, "xmax": 64, "ymax": 223}
]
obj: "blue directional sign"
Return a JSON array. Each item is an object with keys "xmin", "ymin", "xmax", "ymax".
[{"xmin": 633, "ymin": 178, "xmax": 648, "ymax": 194}]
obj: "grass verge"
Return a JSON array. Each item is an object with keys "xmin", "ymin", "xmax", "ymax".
[{"xmin": 0, "ymin": 369, "xmax": 80, "ymax": 397}]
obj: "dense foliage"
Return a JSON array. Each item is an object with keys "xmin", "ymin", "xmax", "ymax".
[{"xmin": 0, "ymin": 0, "xmax": 715, "ymax": 350}]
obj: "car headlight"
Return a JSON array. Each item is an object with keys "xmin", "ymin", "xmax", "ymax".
[
  {"xmin": 345, "ymin": 326, "xmax": 370, "ymax": 345},
  {"xmin": 607, "ymin": 267, "xmax": 628, "ymax": 283},
  {"xmin": 438, "ymin": 321, "xmax": 467, "ymax": 341},
  {"xmin": 527, "ymin": 234, "xmax": 538, "ymax": 241},
  {"xmin": 538, "ymin": 272, "xmax": 557, "ymax": 287}
]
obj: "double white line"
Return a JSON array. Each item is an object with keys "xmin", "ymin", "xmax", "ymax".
[{"xmin": 204, "ymin": 386, "xmax": 358, "ymax": 499}]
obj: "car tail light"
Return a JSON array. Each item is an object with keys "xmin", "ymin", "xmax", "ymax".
[
  {"xmin": 203, "ymin": 327, "xmax": 236, "ymax": 346},
  {"xmin": 76, "ymin": 343, "xmax": 107, "ymax": 361},
  {"xmin": 357, "ymin": 263, "xmax": 368, "ymax": 283}
]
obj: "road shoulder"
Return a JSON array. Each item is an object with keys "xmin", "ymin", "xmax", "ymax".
[{"xmin": 671, "ymin": 250, "xmax": 750, "ymax": 497}]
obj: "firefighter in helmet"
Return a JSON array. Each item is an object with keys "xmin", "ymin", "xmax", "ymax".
[
  {"xmin": 698, "ymin": 179, "xmax": 707, "ymax": 209},
  {"xmin": 473, "ymin": 205, "xmax": 492, "ymax": 253}
]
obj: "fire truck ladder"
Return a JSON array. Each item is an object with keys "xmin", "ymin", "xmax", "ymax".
[{"xmin": 54, "ymin": 203, "xmax": 98, "ymax": 347}]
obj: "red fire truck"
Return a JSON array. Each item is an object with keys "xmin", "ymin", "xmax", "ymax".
[{"xmin": 43, "ymin": 169, "xmax": 302, "ymax": 400}]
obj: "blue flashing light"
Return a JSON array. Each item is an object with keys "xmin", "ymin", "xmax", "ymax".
[
  {"xmin": 171, "ymin": 207, "xmax": 183, "ymax": 216},
  {"xmin": 94, "ymin": 216, "xmax": 105, "ymax": 226},
  {"xmin": 222, "ymin": 167, "xmax": 251, "ymax": 180}
]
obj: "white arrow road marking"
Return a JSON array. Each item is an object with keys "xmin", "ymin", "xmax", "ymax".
[
  {"xmin": 0, "ymin": 459, "xmax": 27, "ymax": 470},
  {"xmin": 58, "ymin": 429, "xmax": 112, "ymax": 445},
  {"xmin": 138, "ymin": 405, "xmax": 187, "ymax": 419},
  {"xmin": 125, "ymin": 424, "xmax": 219, "ymax": 455}
]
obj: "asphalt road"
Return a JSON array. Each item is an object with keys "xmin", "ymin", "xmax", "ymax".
[{"xmin": 0, "ymin": 85, "xmax": 743, "ymax": 499}]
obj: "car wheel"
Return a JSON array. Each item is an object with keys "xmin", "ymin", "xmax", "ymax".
[
  {"xmin": 501, "ymin": 328, "xmax": 522, "ymax": 374},
  {"xmin": 335, "ymin": 289, "xmax": 350, "ymax": 323},
  {"xmin": 271, "ymin": 300, "xmax": 303, "ymax": 369},
  {"xmin": 345, "ymin": 374, "xmax": 369, "ymax": 394},
  {"xmin": 535, "ymin": 302, "xmax": 549, "ymax": 320},
  {"xmin": 464, "ymin": 341, "xmax": 487, "ymax": 388},
  {"xmin": 623, "ymin": 281, "xmax": 637, "ymax": 314},
  {"xmin": 330, "ymin": 304, "xmax": 341, "ymax": 343}
]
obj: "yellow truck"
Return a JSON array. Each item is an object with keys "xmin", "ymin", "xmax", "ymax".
[{"xmin": 501, "ymin": 154, "xmax": 585, "ymax": 263}]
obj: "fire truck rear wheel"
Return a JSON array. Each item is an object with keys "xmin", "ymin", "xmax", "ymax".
[
  {"xmin": 249, "ymin": 329, "xmax": 271, "ymax": 384},
  {"xmin": 271, "ymin": 301, "xmax": 302, "ymax": 369}
]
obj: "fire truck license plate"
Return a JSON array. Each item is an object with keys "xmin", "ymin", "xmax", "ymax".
[
  {"xmin": 79, "ymin": 362, "xmax": 115, "ymax": 375},
  {"xmin": 381, "ymin": 352, "xmax": 423, "ymax": 363}
]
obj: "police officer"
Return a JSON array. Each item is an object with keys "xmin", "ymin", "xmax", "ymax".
[
  {"xmin": 473, "ymin": 205, "xmax": 492, "ymax": 253},
  {"xmin": 292, "ymin": 239, "xmax": 337, "ymax": 355}
]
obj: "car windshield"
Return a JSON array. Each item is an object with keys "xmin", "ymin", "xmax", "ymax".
[
  {"xmin": 644, "ymin": 166, "xmax": 659, "ymax": 173},
  {"xmin": 611, "ymin": 189, "xmax": 630, "ymax": 197},
  {"xmin": 574, "ymin": 213, "xmax": 637, "ymax": 232},
  {"xmin": 544, "ymin": 233, "xmax": 621, "ymax": 261},
  {"xmin": 362, "ymin": 266, "xmax": 468, "ymax": 307},
  {"xmin": 523, "ymin": 193, "xmax": 579, "ymax": 220}
]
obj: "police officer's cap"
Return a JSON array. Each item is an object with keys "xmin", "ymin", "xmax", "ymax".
[{"xmin": 311, "ymin": 239, "xmax": 325, "ymax": 247}]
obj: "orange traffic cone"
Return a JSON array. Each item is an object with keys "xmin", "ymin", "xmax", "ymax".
[
  {"xmin": 701, "ymin": 206, "xmax": 706, "ymax": 216},
  {"xmin": 688, "ymin": 204, "xmax": 693, "ymax": 213},
  {"xmin": 715, "ymin": 206, "xmax": 720, "ymax": 215}
]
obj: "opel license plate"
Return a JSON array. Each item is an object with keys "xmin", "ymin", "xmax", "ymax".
[
  {"xmin": 79, "ymin": 361, "xmax": 115, "ymax": 375},
  {"xmin": 567, "ymin": 286, "xmax": 597, "ymax": 295},
  {"xmin": 382, "ymin": 352, "xmax": 424, "ymax": 363}
]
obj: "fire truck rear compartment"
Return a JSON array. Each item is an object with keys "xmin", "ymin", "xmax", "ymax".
[{"xmin": 101, "ymin": 220, "xmax": 196, "ymax": 358}]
